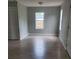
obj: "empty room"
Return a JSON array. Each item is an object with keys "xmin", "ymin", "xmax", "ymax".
[{"xmin": 8, "ymin": 0, "xmax": 71, "ymax": 59}]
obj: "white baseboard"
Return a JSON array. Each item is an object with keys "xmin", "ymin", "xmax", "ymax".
[
  {"xmin": 20, "ymin": 34, "xmax": 29, "ymax": 40},
  {"xmin": 59, "ymin": 37, "xmax": 66, "ymax": 49},
  {"xmin": 28, "ymin": 33, "xmax": 57, "ymax": 36}
]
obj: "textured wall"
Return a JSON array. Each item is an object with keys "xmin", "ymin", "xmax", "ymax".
[
  {"xmin": 27, "ymin": 7, "xmax": 60, "ymax": 35},
  {"xmin": 59, "ymin": 0, "xmax": 71, "ymax": 56},
  {"xmin": 8, "ymin": 1, "xmax": 20, "ymax": 39},
  {"xmin": 66, "ymin": 9, "xmax": 71, "ymax": 56}
]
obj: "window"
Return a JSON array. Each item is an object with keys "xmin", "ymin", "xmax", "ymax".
[{"xmin": 35, "ymin": 12, "xmax": 44, "ymax": 29}]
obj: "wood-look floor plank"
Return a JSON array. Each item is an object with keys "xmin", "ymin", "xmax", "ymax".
[{"xmin": 8, "ymin": 36, "xmax": 70, "ymax": 59}]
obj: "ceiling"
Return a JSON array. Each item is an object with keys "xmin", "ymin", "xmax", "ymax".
[{"xmin": 9, "ymin": 0, "xmax": 64, "ymax": 7}]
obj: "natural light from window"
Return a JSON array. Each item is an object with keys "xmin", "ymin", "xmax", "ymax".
[{"xmin": 35, "ymin": 12, "xmax": 44, "ymax": 29}]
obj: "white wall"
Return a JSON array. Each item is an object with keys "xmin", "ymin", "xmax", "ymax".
[
  {"xmin": 17, "ymin": 3, "xmax": 28, "ymax": 40},
  {"xmin": 59, "ymin": 0, "xmax": 71, "ymax": 56}
]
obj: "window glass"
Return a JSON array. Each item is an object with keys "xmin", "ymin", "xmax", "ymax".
[{"xmin": 35, "ymin": 12, "xmax": 44, "ymax": 29}]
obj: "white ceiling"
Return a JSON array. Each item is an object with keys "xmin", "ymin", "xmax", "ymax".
[{"xmin": 9, "ymin": 0, "xmax": 64, "ymax": 7}]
